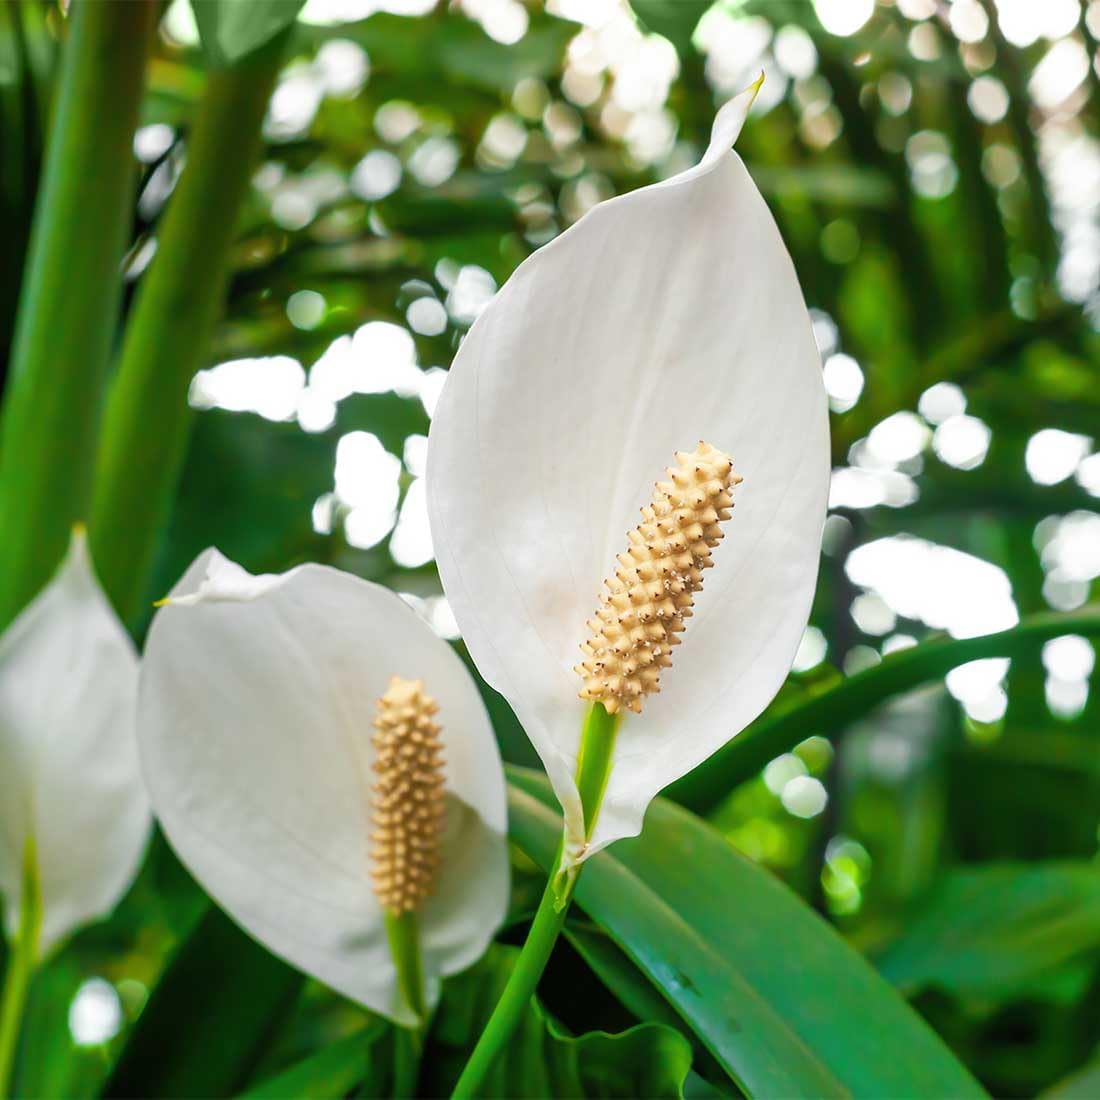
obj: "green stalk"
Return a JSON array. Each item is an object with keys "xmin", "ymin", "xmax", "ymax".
[
  {"xmin": 90, "ymin": 32, "xmax": 287, "ymax": 623},
  {"xmin": 0, "ymin": 838, "xmax": 42, "ymax": 1099},
  {"xmin": 573, "ymin": 702, "xmax": 620, "ymax": 842},
  {"xmin": 383, "ymin": 910, "xmax": 424, "ymax": 1098},
  {"xmin": 0, "ymin": 0, "xmax": 157, "ymax": 631},
  {"xmin": 451, "ymin": 703, "xmax": 621, "ymax": 1099},
  {"xmin": 668, "ymin": 603, "xmax": 1100, "ymax": 815}
]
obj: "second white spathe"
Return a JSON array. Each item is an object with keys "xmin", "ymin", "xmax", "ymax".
[{"xmin": 138, "ymin": 550, "xmax": 510, "ymax": 1026}]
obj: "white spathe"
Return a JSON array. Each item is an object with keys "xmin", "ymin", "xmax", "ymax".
[
  {"xmin": 427, "ymin": 83, "xmax": 829, "ymax": 868},
  {"xmin": 139, "ymin": 551, "xmax": 509, "ymax": 1026},
  {"xmin": 0, "ymin": 531, "xmax": 149, "ymax": 954}
]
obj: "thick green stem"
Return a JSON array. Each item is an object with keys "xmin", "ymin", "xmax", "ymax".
[
  {"xmin": 90, "ymin": 32, "xmax": 287, "ymax": 624},
  {"xmin": 383, "ymin": 910, "xmax": 424, "ymax": 1098},
  {"xmin": 384, "ymin": 910, "xmax": 426, "ymax": 1025},
  {"xmin": 0, "ymin": 839, "xmax": 42, "ymax": 1099},
  {"xmin": 451, "ymin": 703, "xmax": 621, "ymax": 1098},
  {"xmin": 0, "ymin": 0, "xmax": 157, "ymax": 631}
]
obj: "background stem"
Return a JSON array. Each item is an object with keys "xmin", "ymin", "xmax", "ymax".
[
  {"xmin": 391, "ymin": 1026, "xmax": 421, "ymax": 1100},
  {"xmin": 90, "ymin": 33, "xmax": 287, "ymax": 623},
  {"xmin": 668, "ymin": 604, "xmax": 1100, "ymax": 815},
  {"xmin": 0, "ymin": 839, "xmax": 42, "ymax": 1098},
  {"xmin": 0, "ymin": 0, "xmax": 156, "ymax": 630}
]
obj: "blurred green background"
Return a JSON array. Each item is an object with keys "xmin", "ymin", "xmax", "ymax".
[{"xmin": 1, "ymin": 0, "xmax": 1098, "ymax": 1096}]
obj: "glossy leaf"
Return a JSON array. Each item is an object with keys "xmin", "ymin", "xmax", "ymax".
[
  {"xmin": 564, "ymin": 922, "xmax": 733, "ymax": 1093},
  {"xmin": 423, "ymin": 943, "xmax": 693, "ymax": 1098},
  {"xmin": 508, "ymin": 767, "xmax": 985, "ymax": 1099}
]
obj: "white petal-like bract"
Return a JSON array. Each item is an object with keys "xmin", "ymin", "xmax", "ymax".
[
  {"xmin": 0, "ymin": 531, "xmax": 148, "ymax": 954},
  {"xmin": 427, "ymin": 84, "xmax": 829, "ymax": 863},
  {"xmin": 139, "ymin": 551, "xmax": 509, "ymax": 1025}
]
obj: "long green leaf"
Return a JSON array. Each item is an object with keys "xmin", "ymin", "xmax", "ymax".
[
  {"xmin": 91, "ymin": 32, "xmax": 286, "ymax": 623},
  {"xmin": 103, "ymin": 906, "xmax": 302, "ymax": 1099},
  {"xmin": 876, "ymin": 863, "xmax": 1100, "ymax": 1002},
  {"xmin": 508, "ymin": 768, "xmax": 985, "ymax": 1099},
  {"xmin": 239, "ymin": 1025, "xmax": 389, "ymax": 1100},
  {"xmin": 564, "ymin": 922, "xmax": 733, "ymax": 1093},
  {"xmin": 670, "ymin": 605, "xmax": 1100, "ymax": 814},
  {"xmin": 0, "ymin": 0, "xmax": 157, "ymax": 629}
]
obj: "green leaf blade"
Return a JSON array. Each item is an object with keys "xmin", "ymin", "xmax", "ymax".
[
  {"xmin": 876, "ymin": 863, "xmax": 1100, "ymax": 1002},
  {"xmin": 508, "ymin": 768, "xmax": 986, "ymax": 1099},
  {"xmin": 191, "ymin": 0, "xmax": 306, "ymax": 67},
  {"xmin": 103, "ymin": 906, "xmax": 303, "ymax": 1099}
]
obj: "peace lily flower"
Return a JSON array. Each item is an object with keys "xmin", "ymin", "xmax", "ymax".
[
  {"xmin": 0, "ymin": 531, "xmax": 150, "ymax": 1090},
  {"xmin": 427, "ymin": 80, "xmax": 829, "ymax": 873},
  {"xmin": 138, "ymin": 550, "xmax": 509, "ymax": 1026}
]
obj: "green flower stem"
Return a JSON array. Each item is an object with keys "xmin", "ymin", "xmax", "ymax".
[
  {"xmin": 0, "ymin": 0, "xmax": 157, "ymax": 631},
  {"xmin": 0, "ymin": 839, "xmax": 42, "ymax": 1099},
  {"xmin": 384, "ymin": 909, "xmax": 426, "ymax": 1025},
  {"xmin": 573, "ymin": 702, "xmax": 621, "ymax": 847},
  {"xmin": 90, "ymin": 31, "xmax": 287, "ymax": 624},
  {"xmin": 384, "ymin": 910, "xmax": 425, "ymax": 1098},
  {"xmin": 451, "ymin": 703, "xmax": 621, "ymax": 1099}
]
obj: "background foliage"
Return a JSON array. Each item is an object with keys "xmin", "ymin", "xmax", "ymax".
[{"xmin": 1, "ymin": 0, "xmax": 1098, "ymax": 1096}]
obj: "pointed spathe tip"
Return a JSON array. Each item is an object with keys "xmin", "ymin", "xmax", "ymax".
[
  {"xmin": 703, "ymin": 72, "xmax": 766, "ymax": 166},
  {"xmin": 747, "ymin": 69, "xmax": 765, "ymax": 104}
]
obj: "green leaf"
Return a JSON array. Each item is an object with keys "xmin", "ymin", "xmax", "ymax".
[
  {"xmin": 149, "ymin": 409, "xmax": 334, "ymax": 615},
  {"xmin": 564, "ymin": 923, "xmax": 735, "ymax": 1095},
  {"xmin": 751, "ymin": 164, "xmax": 895, "ymax": 209},
  {"xmin": 628, "ymin": 1, "xmax": 712, "ymax": 55},
  {"xmin": 240, "ymin": 1024, "xmax": 389, "ymax": 1100},
  {"xmin": 191, "ymin": 0, "xmax": 305, "ymax": 67},
  {"xmin": 424, "ymin": 943, "xmax": 693, "ymax": 1098},
  {"xmin": 1044, "ymin": 1051, "xmax": 1100, "ymax": 1098},
  {"xmin": 876, "ymin": 864, "xmax": 1100, "ymax": 1002},
  {"xmin": 103, "ymin": 906, "xmax": 303, "ymax": 1099},
  {"xmin": 508, "ymin": 767, "xmax": 985, "ymax": 1099},
  {"xmin": 669, "ymin": 604, "xmax": 1100, "ymax": 814},
  {"xmin": 357, "ymin": 12, "xmax": 576, "ymax": 94},
  {"xmin": 564, "ymin": 922, "xmax": 687, "ymax": 1036}
]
